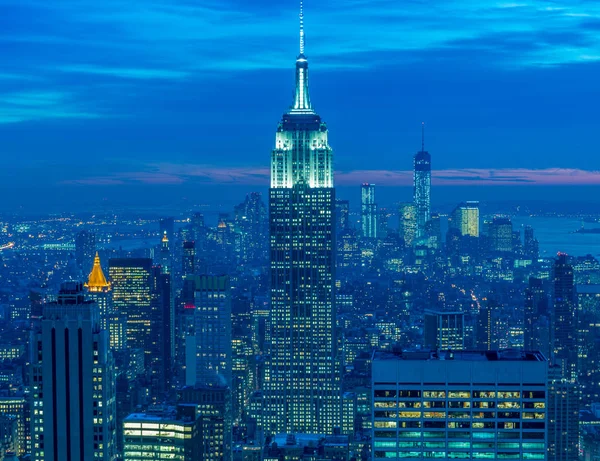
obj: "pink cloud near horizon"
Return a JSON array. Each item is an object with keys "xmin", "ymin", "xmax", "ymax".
[{"xmin": 62, "ymin": 164, "xmax": 600, "ymax": 187}]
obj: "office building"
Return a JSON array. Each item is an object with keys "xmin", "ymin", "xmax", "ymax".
[
  {"xmin": 372, "ymin": 350, "xmax": 548, "ymax": 461},
  {"xmin": 423, "ymin": 310, "xmax": 465, "ymax": 350},
  {"xmin": 553, "ymin": 254, "xmax": 577, "ymax": 381},
  {"xmin": 75, "ymin": 230, "xmax": 96, "ymax": 271},
  {"xmin": 185, "ymin": 275, "xmax": 232, "ymax": 388},
  {"xmin": 449, "ymin": 201, "xmax": 480, "ymax": 237},
  {"xmin": 123, "ymin": 404, "xmax": 201, "ymax": 461},
  {"xmin": 234, "ymin": 192, "xmax": 268, "ymax": 265},
  {"xmin": 178, "ymin": 386, "xmax": 232, "ymax": 461},
  {"xmin": 399, "ymin": 203, "xmax": 417, "ymax": 247},
  {"xmin": 547, "ymin": 366, "xmax": 579, "ymax": 461},
  {"xmin": 523, "ymin": 278, "xmax": 548, "ymax": 352},
  {"xmin": 361, "ymin": 184, "xmax": 377, "ymax": 239},
  {"xmin": 182, "ymin": 241, "xmax": 196, "ymax": 277},
  {"xmin": 489, "ymin": 217, "xmax": 513, "ymax": 253},
  {"xmin": 265, "ymin": 3, "xmax": 340, "ymax": 435},
  {"xmin": 335, "ymin": 199, "xmax": 350, "ymax": 234},
  {"xmin": 84, "ymin": 252, "xmax": 112, "ymax": 332},
  {"xmin": 413, "ymin": 123, "xmax": 431, "ymax": 240},
  {"xmin": 523, "ymin": 226, "xmax": 539, "ymax": 260},
  {"xmin": 109, "ymin": 259, "xmax": 171, "ymax": 394},
  {"xmin": 0, "ymin": 397, "xmax": 26, "ymax": 456},
  {"xmin": 30, "ymin": 282, "xmax": 117, "ymax": 461},
  {"xmin": 159, "ymin": 231, "xmax": 171, "ymax": 275}
]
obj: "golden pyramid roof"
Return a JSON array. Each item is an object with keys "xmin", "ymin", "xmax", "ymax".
[{"xmin": 85, "ymin": 252, "xmax": 110, "ymax": 292}]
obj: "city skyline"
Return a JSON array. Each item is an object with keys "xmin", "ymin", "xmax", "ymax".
[{"xmin": 2, "ymin": 0, "xmax": 600, "ymax": 211}]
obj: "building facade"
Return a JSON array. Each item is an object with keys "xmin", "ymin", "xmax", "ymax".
[
  {"xmin": 361, "ymin": 183, "xmax": 377, "ymax": 239},
  {"xmin": 553, "ymin": 253, "xmax": 577, "ymax": 381},
  {"xmin": 30, "ymin": 282, "xmax": 117, "ymax": 461},
  {"xmin": 265, "ymin": 5, "xmax": 340, "ymax": 435},
  {"xmin": 372, "ymin": 350, "xmax": 548, "ymax": 461}
]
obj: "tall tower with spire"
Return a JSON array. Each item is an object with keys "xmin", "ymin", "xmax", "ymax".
[
  {"xmin": 413, "ymin": 122, "xmax": 431, "ymax": 241},
  {"xmin": 84, "ymin": 252, "xmax": 112, "ymax": 332},
  {"xmin": 265, "ymin": 1, "xmax": 340, "ymax": 435}
]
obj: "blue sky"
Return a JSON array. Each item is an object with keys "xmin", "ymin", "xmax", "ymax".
[{"xmin": 1, "ymin": 0, "xmax": 600, "ymax": 211}]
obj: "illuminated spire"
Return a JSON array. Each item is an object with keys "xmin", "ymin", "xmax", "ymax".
[
  {"xmin": 300, "ymin": 0, "xmax": 305, "ymax": 55},
  {"xmin": 292, "ymin": 0, "xmax": 312, "ymax": 113},
  {"xmin": 85, "ymin": 252, "xmax": 110, "ymax": 292},
  {"xmin": 161, "ymin": 230, "xmax": 168, "ymax": 244}
]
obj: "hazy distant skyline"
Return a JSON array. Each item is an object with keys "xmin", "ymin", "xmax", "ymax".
[{"xmin": 2, "ymin": 0, "xmax": 600, "ymax": 209}]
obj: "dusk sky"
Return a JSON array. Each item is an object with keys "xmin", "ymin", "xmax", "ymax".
[{"xmin": 2, "ymin": 0, "xmax": 600, "ymax": 211}]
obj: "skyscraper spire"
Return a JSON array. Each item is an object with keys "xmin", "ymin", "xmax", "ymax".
[
  {"xmin": 421, "ymin": 121, "xmax": 425, "ymax": 152},
  {"xmin": 292, "ymin": 0, "xmax": 312, "ymax": 112},
  {"xmin": 299, "ymin": 0, "xmax": 305, "ymax": 55}
]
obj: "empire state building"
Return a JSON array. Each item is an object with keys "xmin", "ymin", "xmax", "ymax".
[{"xmin": 264, "ymin": 3, "xmax": 340, "ymax": 435}]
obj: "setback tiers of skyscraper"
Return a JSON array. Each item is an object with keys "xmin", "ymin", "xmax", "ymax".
[{"xmin": 264, "ymin": 3, "xmax": 340, "ymax": 435}]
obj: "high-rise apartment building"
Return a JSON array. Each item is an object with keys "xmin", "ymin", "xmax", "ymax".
[
  {"xmin": 449, "ymin": 201, "xmax": 480, "ymax": 237},
  {"xmin": 553, "ymin": 254, "xmax": 577, "ymax": 381},
  {"xmin": 372, "ymin": 350, "xmax": 548, "ymax": 461},
  {"xmin": 423, "ymin": 310, "xmax": 465, "ymax": 350},
  {"xmin": 361, "ymin": 183, "xmax": 377, "ymax": 239},
  {"xmin": 413, "ymin": 124, "xmax": 431, "ymax": 240},
  {"xmin": 265, "ymin": 4, "xmax": 340, "ymax": 435},
  {"xmin": 30, "ymin": 282, "xmax": 117, "ymax": 461}
]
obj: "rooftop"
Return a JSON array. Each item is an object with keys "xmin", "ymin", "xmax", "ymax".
[{"xmin": 373, "ymin": 349, "xmax": 546, "ymax": 363}]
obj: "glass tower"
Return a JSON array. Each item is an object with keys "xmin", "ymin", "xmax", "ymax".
[
  {"xmin": 264, "ymin": 3, "xmax": 340, "ymax": 435},
  {"xmin": 361, "ymin": 183, "xmax": 377, "ymax": 239},
  {"xmin": 413, "ymin": 125, "xmax": 431, "ymax": 241}
]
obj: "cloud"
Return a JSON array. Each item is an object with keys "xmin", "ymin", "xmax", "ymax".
[
  {"xmin": 0, "ymin": 90, "xmax": 101, "ymax": 123},
  {"xmin": 55, "ymin": 64, "xmax": 190, "ymax": 80},
  {"xmin": 59, "ymin": 164, "xmax": 600, "ymax": 187}
]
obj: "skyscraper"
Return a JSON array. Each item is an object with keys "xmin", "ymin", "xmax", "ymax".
[
  {"xmin": 109, "ymin": 258, "xmax": 153, "ymax": 353},
  {"xmin": 75, "ymin": 230, "xmax": 96, "ymax": 272},
  {"xmin": 265, "ymin": 3, "xmax": 339, "ymax": 435},
  {"xmin": 361, "ymin": 183, "xmax": 377, "ymax": 239},
  {"xmin": 335, "ymin": 199, "xmax": 350, "ymax": 234},
  {"xmin": 413, "ymin": 123, "xmax": 431, "ymax": 240},
  {"xmin": 84, "ymin": 252, "xmax": 112, "ymax": 332},
  {"xmin": 159, "ymin": 231, "xmax": 171, "ymax": 275},
  {"xmin": 398, "ymin": 203, "xmax": 417, "ymax": 247},
  {"xmin": 185, "ymin": 275, "xmax": 232, "ymax": 388},
  {"xmin": 109, "ymin": 259, "xmax": 171, "ymax": 394},
  {"xmin": 30, "ymin": 282, "xmax": 117, "ymax": 461},
  {"xmin": 449, "ymin": 201, "xmax": 480, "ymax": 237},
  {"xmin": 524, "ymin": 277, "xmax": 549, "ymax": 352},
  {"xmin": 553, "ymin": 253, "xmax": 577, "ymax": 381},
  {"xmin": 182, "ymin": 241, "xmax": 195, "ymax": 277},
  {"xmin": 489, "ymin": 216, "xmax": 513, "ymax": 253}
]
